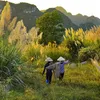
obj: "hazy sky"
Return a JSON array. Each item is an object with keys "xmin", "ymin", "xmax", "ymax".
[{"xmin": 3, "ymin": 0, "xmax": 100, "ymax": 18}]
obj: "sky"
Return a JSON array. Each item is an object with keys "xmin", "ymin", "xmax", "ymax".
[{"xmin": 3, "ymin": 0, "xmax": 100, "ymax": 18}]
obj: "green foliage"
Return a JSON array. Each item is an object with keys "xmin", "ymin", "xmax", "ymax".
[
  {"xmin": 79, "ymin": 45, "xmax": 100, "ymax": 61},
  {"xmin": 23, "ymin": 44, "xmax": 41, "ymax": 61},
  {"xmin": 44, "ymin": 42, "xmax": 70, "ymax": 61},
  {"xmin": 0, "ymin": 83, "xmax": 7, "ymax": 100},
  {"xmin": 96, "ymin": 40, "xmax": 100, "ymax": 60},
  {"xmin": 36, "ymin": 10, "xmax": 65, "ymax": 44},
  {"xmin": 1, "ymin": 63, "xmax": 100, "ymax": 100},
  {"xmin": 0, "ymin": 38, "xmax": 21, "ymax": 80},
  {"xmin": 67, "ymin": 40, "xmax": 83, "ymax": 61},
  {"xmin": 0, "ymin": 38, "xmax": 25, "ymax": 92},
  {"xmin": 63, "ymin": 28, "xmax": 84, "ymax": 61},
  {"xmin": 21, "ymin": 43, "xmax": 44, "ymax": 68}
]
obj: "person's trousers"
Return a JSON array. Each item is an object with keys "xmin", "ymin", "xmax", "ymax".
[
  {"xmin": 46, "ymin": 72, "xmax": 52, "ymax": 84},
  {"xmin": 59, "ymin": 73, "xmax": 64, "ymax": 80}
]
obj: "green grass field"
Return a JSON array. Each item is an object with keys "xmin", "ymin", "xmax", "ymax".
[{"xmin": 1, "ymin": 62, "xmax": 100, "ymax": 100}]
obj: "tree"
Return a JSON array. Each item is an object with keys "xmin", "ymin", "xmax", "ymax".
[{"xmin": 36, "ymin": 10, "xmax": 65, "ymax": 44}]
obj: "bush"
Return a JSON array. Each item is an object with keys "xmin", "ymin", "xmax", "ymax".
[
  {"xmin": 78, "ymin": 46, "xmax": 98, "ymax": 61},
  {"xmin": 0, "ymin": 38, "xmax": 24, "ymax": 90},
  {"xmin": 44, "ymin": 43, "xmax": 70, "ymax": 62},
  {"xmin": 0, "ymin": 39, "xmax": 21, "ymax": 80}
]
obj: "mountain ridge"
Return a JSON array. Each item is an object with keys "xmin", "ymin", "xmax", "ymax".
[
  {"xmin": 0, "ymin": 1, "xmax": 99, "ymax": 30},
  {"xmin": 55, "ymin": 6, "xmax": 100, "ymax": 26}
]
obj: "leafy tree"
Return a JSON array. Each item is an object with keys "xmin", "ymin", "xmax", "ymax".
[{"xmin": 36, "ymin": 10, "xmax": 65, "ymax": 44}]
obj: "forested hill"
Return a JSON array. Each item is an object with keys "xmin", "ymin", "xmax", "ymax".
[
  {"xmin": 0, "ymin": 1, "xmax": 100, "ymax": 30},
  {"xmin": 44, "ymin": 8, "xmax": 78, "ymax": 30},
  {"xmin": 0, "ymin": 1, "xmax": 43, "ymax": 30},
  {"xmin": 0, "ymin": 1, "xmax": 78, "ymax": 30}
]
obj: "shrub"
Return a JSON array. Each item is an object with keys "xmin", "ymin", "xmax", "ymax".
[
  {"xmin": 78, "ymin": 46, "xmax": 98, "ymax": 61},
  {"xmin": 0, "ymin": 38, "xmax": 23, "ymax": 90},
  {"xmin": 44, "ymin": 43, "xmax": 70, "ymax": 62}
]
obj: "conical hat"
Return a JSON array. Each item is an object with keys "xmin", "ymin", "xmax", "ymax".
[
  {"xmin": 57, "ymin": 56, "xmax": 65, "ymax": 61},
  {"xmin": 45, "ymin": 57, "xmax": 53, "ymax": 62}
]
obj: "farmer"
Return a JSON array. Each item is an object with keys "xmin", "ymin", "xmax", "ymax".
[
  {"xmin": 46, "ymin": 56, "xmax": 69, "ymax": 80},
  {"xmin": 57, "ymin": 57, "xmax": 69, "ymax": 80},
  {"xmin": 42, "ymin": 57, "xmax": 53, "ymax": 84}
]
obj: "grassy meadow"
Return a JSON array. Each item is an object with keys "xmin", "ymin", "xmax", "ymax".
[{"xmin": 0, "ymin": 26, "xmax": 100, "ymax": 100}]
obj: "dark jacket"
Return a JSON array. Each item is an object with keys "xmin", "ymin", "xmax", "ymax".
[{"xmin": 42, "ymin": 62, "xmax": 52, "ymax": 75}]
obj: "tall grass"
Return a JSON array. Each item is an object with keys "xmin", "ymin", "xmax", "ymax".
[{"xmin": 0, "ymin": 38, "xmax": 24, "ymax": 92}]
